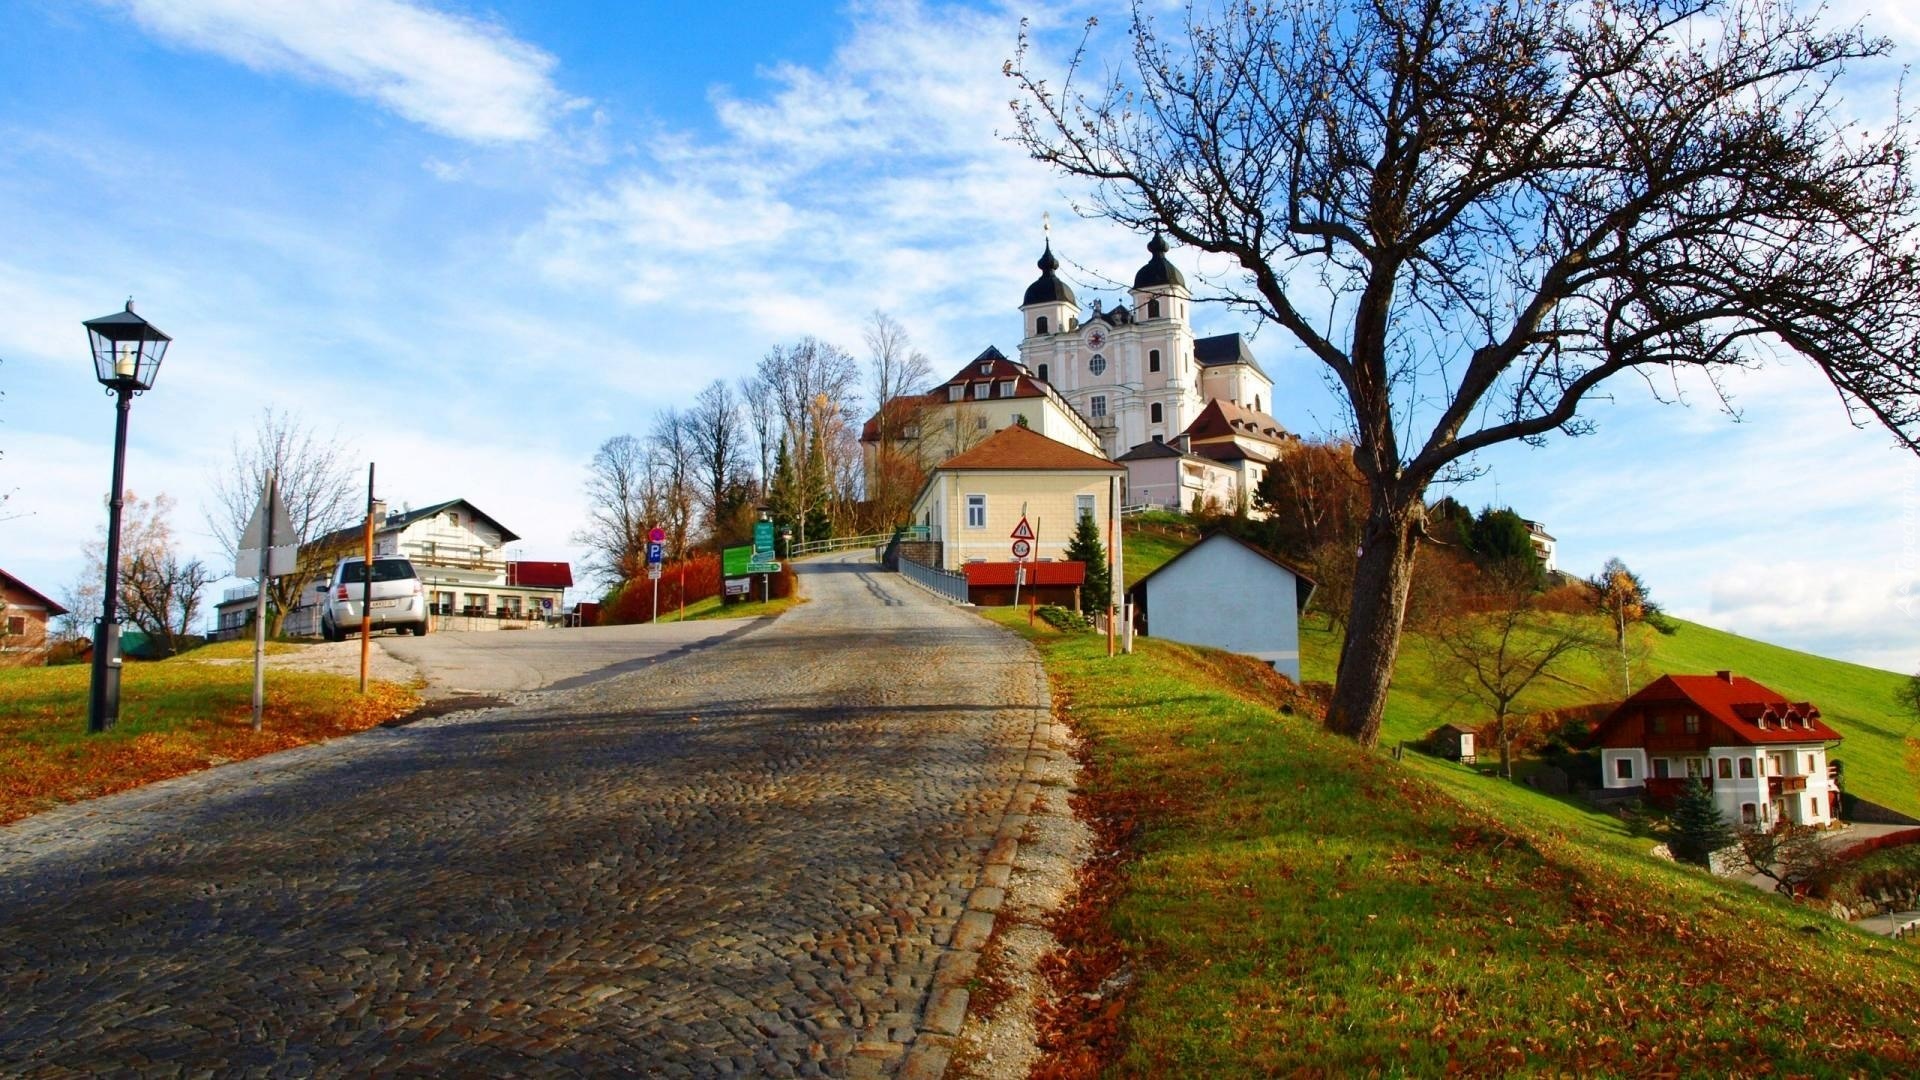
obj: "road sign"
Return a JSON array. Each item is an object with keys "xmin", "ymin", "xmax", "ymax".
[
  {"xmin": 723, "ymin": 544, "xmax": 752, "ymax": 576},
  {"xmin": 647, "ymin": 565, "xmax": 663, "ymax": 580},
  {"xmin": 235, "ymin": 482, "xmax": 297, "ymax": 578},
  {"xmin": 725, "ymin": 577, "xmax": 751, "ymax": 597},
  {"xmin": 649, "ymin": 526, "xmax": 665, "ymax": 544},
  {"xmin": 1011, "ymin": 538, "xmax": 1032, "ymax": 559},
  {"xmin": 1010, "ymin": 517, "xmax": 1034, "ymax": 541},
  {"xmin": 747, "ymin": 561, "xmax": 781, "ymax": 574},
  {"xmin": 753, "ymin": 520, "xmax": 776, "ymax": 562},
  {"xmin": 647, "ymin": 541, "xmax": 665, "ymax": 565}
]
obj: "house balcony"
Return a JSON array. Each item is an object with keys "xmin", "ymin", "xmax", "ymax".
[{"xmin": 1770, "ymin": 775, "xmax": 1808, "ymax": 798}]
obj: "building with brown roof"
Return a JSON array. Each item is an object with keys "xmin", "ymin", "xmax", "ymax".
[
  {"xmin": 1, "ymin": 568, "xmax": 68, "ymax": 665},
  {"xmin": 908, "ymin": 425, "xmax": 1124, "ymax": 572},
  {"xmin": 1593, "ymin": 671, "xmax": 1843, "ymax": 826}
]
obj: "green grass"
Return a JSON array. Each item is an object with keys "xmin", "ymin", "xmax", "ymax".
[
  {"xmin": 1301, "ymin": 615, "xmax": 1920, "ymax": 819},
  {"xmin": 674, "ymin": 593, "xmax": 802, "ymax": 621},
  {"xmin": 986, "ymin": 609, "xmax": 1920, "ymax": 1074},
  {"xmin": 0, "ymin": 651, "xmax": 417, "ymax": 824},
  {"xmin": 1122, "ymin": 519, "xmax": 1198, "ymax": 587}
]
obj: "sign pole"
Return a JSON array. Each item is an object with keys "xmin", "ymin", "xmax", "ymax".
[
  {"xmin": 359, "ymin": 463, "xmax": 374, "ymax": 694},
  {"xmin": 250, "ymin": 470, "xmax": 274, "ymax": 732},
  {"xmin": 1107, "ymin": 474, "xmax": 1117, "ymax": 658}
]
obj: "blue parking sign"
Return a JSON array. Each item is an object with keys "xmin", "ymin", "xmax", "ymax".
[{"xmin": 647, "ymin": 541, "xmax": 665, "ymax": 564}]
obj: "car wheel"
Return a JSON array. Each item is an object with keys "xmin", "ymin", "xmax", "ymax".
[
  {"xmin": 322, "ymin": 618, "xmax": 341, "ymax": 643},
  {"xmin": 414, "ymin": 620, "xmax": 430, "ymax": 636}
]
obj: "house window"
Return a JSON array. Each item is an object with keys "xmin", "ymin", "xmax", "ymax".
[
  {"xmin": 444, "ymin": 512, "xmax": 458, "ymax": 526},
  {"xmin": 1651, "ymin": 716, "xmax": 1666, "ymax": 735},
  {"xmin": 1077, "ymin": 494, "xmax": 1096, "ymax": 522},
  {"xmin": 1088, "ymin": 354, "xmax": 1107, "ymax": 376},
  {"xmin": 1686, "ymin": 758, "xmax": 1703, "ymax": 778},
  {"xmin": 1808, "ymin": 798, "xmax": 1820, "ymax": 819},
  {"xmin": 999, "ymin": 380, "xmax": 1017, "ymax": 397},
  {"xmin": 1652, "ymin": 758, "xmax": 1670, "ymax": 780},
  {"xmin": 979, "ymin": 361, "xmax": 993, "ymax": 374},
  {"xmin": 1149, "ymin": 349, "xmax": 1161, "ymax": 372},
  {"xmin": 1036, "ymin": 316, "xmax": 1049, "ymax": 335},
  {"xmin": 965, "ymin": 495, "xmax": 986, "ymax": 529},
  {"xmin": 1012, "ymin": 413, "xmax": 1028, "ymax": 428},
  {"xmin": 1684, "ymin": 714, "xmax": 1700, "ymax": 734},
  {"xmin": 975, "ymin": 415, "xmax": 988, "ymax": 429},
  {"xmin": 1150, "ymin": 403, "xmax": 1163, "ymax": 423},
  {"xmin": 1090, "ymin": 396, "xmax": 1107, "ymax": 418},
  {"xmin": 949, "ymin": 385, "xmax": 966, "ymax": 402},
  {"xmin": 1739, "ymin": 758, "xmax": 1754, "ymax": 779},
  {"xmin": 1717, "ymin": 758, "xmax": 1732, "ymax": 779},
  {"xmin": 974, "ymin": 383, "xmax": 991, "ymax": 399},
  {"xmin": 1152, "ymin": 434, "xmax": 1164, "ymax": 443},
  {"xmin": 1148, "ymin": 299, "xmax": 1161, "ymax": 319},
  {"xmin": 464, "ymin": 593, "xmax": 489, "ymax": 614},
  {"xmin": 1806, "ymin": 754, "xmax": 1816, "ymax": 773},
  {"xmin": 1767, "ymin": 754, "xmax": 1782, "ymax": 776},
  {"xmin": 6, "ymin": 616, "xmax": 24, "ymax": 636},
  {"xmin": 1742, "ymin": 803, "xmax": 1757, "ymax": 825},
  {"xmin": 1615, "ymin": 758, "xmax": 1634, "ymax": 780},
  {"xmin": 1037, "ymin": 363, "xmax": 1049, "ymax": 382}
]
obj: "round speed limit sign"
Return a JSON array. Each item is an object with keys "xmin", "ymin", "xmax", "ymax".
[{"xmin": 1011, "ymin": 538, "xmax": 1032, "ymax": 559}]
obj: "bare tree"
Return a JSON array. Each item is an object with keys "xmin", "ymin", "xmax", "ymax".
[
  {"xmin": 207, "ymin": 410, "xmax": 359, "ymax": 635},
  {"xmin": 1735, "ymin": 823, "xmax": 1839, "ymax": 894},
  {"xmin": 864, "ymin": 312, "xmax": 935, "ymax": 523},
  {"xmin": 84, "ymin": 492, "xmax": 210, "ymax": 657},
  {"xmin": 1010, "ymin": 0, "xmax": 1920, "ymax": 746},
  {"xmin": 1428, "ymin": 568, "xmax": 1599, "ymax": 777},
  {"xmin": 575, "ymin": 435, "xmax": 653, "ymax": 590},
  {"xmin": 739, "ymin": 373, "xmax": 778, "ymax": 499},
  {"xmin": 650, "ymin": 409, "xmax": 698, "ymax": 560},
  {"xmin": 687, "ymin": 380, "xmax": 751, "ymax": 545}
]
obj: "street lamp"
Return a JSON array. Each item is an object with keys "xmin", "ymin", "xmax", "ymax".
[{"xmin": 83, "ymin": 300, "xmax": 171, "ymax": 734}]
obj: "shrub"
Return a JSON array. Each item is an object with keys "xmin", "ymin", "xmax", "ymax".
[
  {"xmin": 1036, "ymin": 605, "xmax": 1090, "ymax": 632},
  {"xmin": 599, "ymin": 553, "xmax": 725, "ymax": 624}
]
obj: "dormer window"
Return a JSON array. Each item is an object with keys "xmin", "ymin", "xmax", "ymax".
[
  {"xmin": 999, "ymin": 380, "xmax": 1017, "ymax": 397},
  {"xmin": 979, "ymin": 361, "xmax": 993, "ymax": 375},
  {"xmin": 973, "ymin": 383, "xmax": 991, "ymax": 400},
  {"xmin": 948, "ymin": 385, "xmax": 966, "ymax": 402}
]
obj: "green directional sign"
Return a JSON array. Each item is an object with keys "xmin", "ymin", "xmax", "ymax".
[
  {"xmin": 753, "ymin": 520, "xmax": 776, "ymax": 562},
  {"xmin": 724, "ymin": 545, "xmax": 753, "ymax": 577}
]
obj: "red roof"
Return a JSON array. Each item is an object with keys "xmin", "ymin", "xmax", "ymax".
[
  {"xmin": 962, "ymin": 561, "xmax": 1086, "ymax": 587},
  {"xmin": 1597, "ymin": 672, "xmax": 1842, "ymax": 747},
  {"xmin": 936, "ymin": 424, "xmax": 1121, "ymax": 472},
  {"xmin": 1182, "ymin": 399, "xmax": 1296, "ymax": 447},
  {"xmin": 507, "ymin": 561, "xmax": 573, "ymax": 589}
]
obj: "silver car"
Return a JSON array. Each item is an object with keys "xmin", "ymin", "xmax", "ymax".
[{"xmin": 318, "ymin": 556, "xmax": 429, "ymax": 640}]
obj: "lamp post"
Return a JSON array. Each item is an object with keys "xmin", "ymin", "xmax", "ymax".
[{"xmin": 83, "ymin": 301, "xmax": 171, "ymax": 734}]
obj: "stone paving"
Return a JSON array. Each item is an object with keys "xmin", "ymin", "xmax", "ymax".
[{"xmin": 0, "ymin": 554, "xmax": 1052, "ymax": 1077}]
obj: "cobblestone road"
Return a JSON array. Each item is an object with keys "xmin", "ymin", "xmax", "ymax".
[{"xmin": 0, "ymin": 555, "xmax": 1049, "ymax": 1077}]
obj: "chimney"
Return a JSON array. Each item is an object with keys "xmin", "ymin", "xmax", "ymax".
[
  {"xmin": 1716, "ymin": 670, "xmax": 1734, "ymax": 683},
  {"xmin": 1175, "ymin": 434, "xmax": 1191, "ymax": 454}
]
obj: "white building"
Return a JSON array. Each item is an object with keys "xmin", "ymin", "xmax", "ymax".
[
  {"xmin": 1017, "ymin": 233, "xmax": 1275, "ymax": 459},
  {"xmin": 1526, "ymin": 520, "xmax": 1557, "ymax": 574},
  {"xmin": 1125, "ymin": 531, "xmax": 1317, "ymax": 683},
  {"xmin": 1594, "ymin": 672, "xmax": 1842, "ymax": 827},
  {"xmin": 276, "ymin": 499, "xmax": 571, "ymax": 636}
]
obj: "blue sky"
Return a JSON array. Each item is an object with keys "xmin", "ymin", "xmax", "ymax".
[{"xmin": 2, "ymin": 0, "xmax": 1918, "ymax": 671}]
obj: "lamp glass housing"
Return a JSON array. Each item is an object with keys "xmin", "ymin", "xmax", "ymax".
[{"xmin": 83, "ymin": 303, "xmax": 171, "ymax": 392}]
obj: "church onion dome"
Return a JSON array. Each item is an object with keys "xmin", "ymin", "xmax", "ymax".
[
  {"xmin": 1023, "ymin": 240, "xmax": 1077, "ymax": 307},
  {"xmin": 1132, "ymin": 230, "xmax": 1187, "ymax": 290}
]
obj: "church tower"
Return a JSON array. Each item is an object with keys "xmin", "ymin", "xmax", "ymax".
[{"xmin": 1019, "ymin": 240, "xmax": 1077, "ymax": 343}]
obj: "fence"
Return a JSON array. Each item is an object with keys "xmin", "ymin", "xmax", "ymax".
[
  {"xmin": 790, "ymin": 526, "xmax": 930, "ymax": 559},
  {"xmin": 898, "ymin": 557, "xmax": 970, "ymax": 604}
]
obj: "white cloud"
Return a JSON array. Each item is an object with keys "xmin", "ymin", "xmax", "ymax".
[{"xmin": 109, "ymin": 0, "xmax": 573, "ymax": 143}]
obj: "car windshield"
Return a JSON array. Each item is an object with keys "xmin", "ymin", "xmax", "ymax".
[{"xmin": 338, "ymin": 558, "xmax": 417, "ymax": 584}]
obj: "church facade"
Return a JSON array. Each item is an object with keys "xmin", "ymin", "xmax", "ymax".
[{"xmin": 1017, "ymin": 233, "xmax": 1275, "ymax": 460}]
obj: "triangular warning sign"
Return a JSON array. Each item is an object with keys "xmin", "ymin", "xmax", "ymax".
[{"xmin": 1010, "ymin": 517, "xmax": 1034, "ymax": 541}]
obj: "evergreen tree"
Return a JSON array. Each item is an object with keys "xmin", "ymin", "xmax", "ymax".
[
  {"xmin": 1670, "ymin": 778, "xmax": 1734, "ymax": 868},
  {"xmin": 768, "ymin": 436, "xmax": 798, "ymax": 541},
  {"xmin": 1064, "ymin": 511, "xmax": 1112, "ymax": 618},
  {"xmin": 1467, "ymin": 507, "xmax": 1544, "ymax": 587},
  {"xmin": 802, "ymin": 426, "xmax": 832, "ymax": 544}
]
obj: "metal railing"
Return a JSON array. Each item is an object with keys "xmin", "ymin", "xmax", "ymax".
[
  {"xmin": 791, "ymin": 526, "xmax": 931, "ymax": 558},
  {"xmin": 898, "ymin": 557, "xmax": 970, "ymax": 604}
]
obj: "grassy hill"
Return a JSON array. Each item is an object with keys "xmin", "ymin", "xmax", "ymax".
[
  {"xmin": 989, "ymin": 611, "xmax": 1920, "ymax": 1074},
  {"xmin": 1300, "ymin": 616, "xmax": 1920, "ymax": 820}
]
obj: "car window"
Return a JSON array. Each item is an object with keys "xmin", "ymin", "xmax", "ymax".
[{"xmin": 337, "ymin": 558, "xmax": 418, "ymax": 584}]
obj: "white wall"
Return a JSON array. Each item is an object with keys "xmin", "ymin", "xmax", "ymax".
[{"xmin": 1140, "ymin": 534, "xmax": 1304, "ymax": 682}]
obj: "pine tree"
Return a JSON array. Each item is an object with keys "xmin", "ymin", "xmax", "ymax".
[
  {"xmin": 802, "ymin": 426, "xmax": 832, "ymax": 544},
  {"xmin": 768, "ymin": 436, "xmax": 798, "ymax": 536},
  {"xmin": 1670, "ymin": 777, "xmax": 1734, "ymax": 868},
  {"xmin": 1064, "ymin": 511, "xmax": 1111, "ymax": 618}
]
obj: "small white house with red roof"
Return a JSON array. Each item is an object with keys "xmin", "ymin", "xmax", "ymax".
[{"xmin": 1594, "ymin": 671, "xmax": 1843, "ymax": 828}]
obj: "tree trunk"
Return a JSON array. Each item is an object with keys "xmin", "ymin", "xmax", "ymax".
[{"xmin": 1325, "ymin": 493, "xmax": 1421, "ymax": 747}]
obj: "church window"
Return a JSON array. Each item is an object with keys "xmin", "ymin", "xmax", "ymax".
[
  {"xmin": 1036, "ymin": 316, "xmax": 1049, "ymax": 335},
  {"xmin": 1090, "ymin": 396, "xmax": 1107, "ymax": 418},
  {"xmin": 1150, "ymin": 403, "xmax": 1163, "ymax": 423},
  {"xmin": 1149, "ymin": 349, "xmax": 1161, "ymax": 373},
  {"xmin": 1089, "ymin": 354, "xmax": 1107, "ymax": 376},
  {"xmin": 1254, "ymin": 394, "xmax": 1262, "ymax": 412},
  {"xmin": 1036, "ymin": 363, "xmax": 1049, "ymax": 382},
  {"xmin": 1148, "ymin": 299, "xmax": 1161, "ymax": 319}
]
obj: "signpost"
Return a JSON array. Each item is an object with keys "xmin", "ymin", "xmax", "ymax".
[
  {"xmin": 648, "ymin": 525, "xmax": 665, "ymax": 622},
  {"xmin": 1010, "ymin": 513, "xmax": 1034, "ymax": 608},
  {"xmin": 235, "ymin": 471, "xmax": 296, "ymax": 732}
]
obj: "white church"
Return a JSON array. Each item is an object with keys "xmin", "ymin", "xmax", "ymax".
[{"xmin": 864, "ymin": 231, "xmax": 1296, "ymax": 514}]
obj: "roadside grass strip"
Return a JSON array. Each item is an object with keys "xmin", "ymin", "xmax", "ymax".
[
  {"xmin": 676, "ymin": 592, "xmax": 804, "ymax": 622},
  {"xmin": 0, "ymin": 653, "xmax": 418, "ymax": 824},
  {"xmin": 985, "ymin": 610, "xmax": 1920, "ymax": 1076}
]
